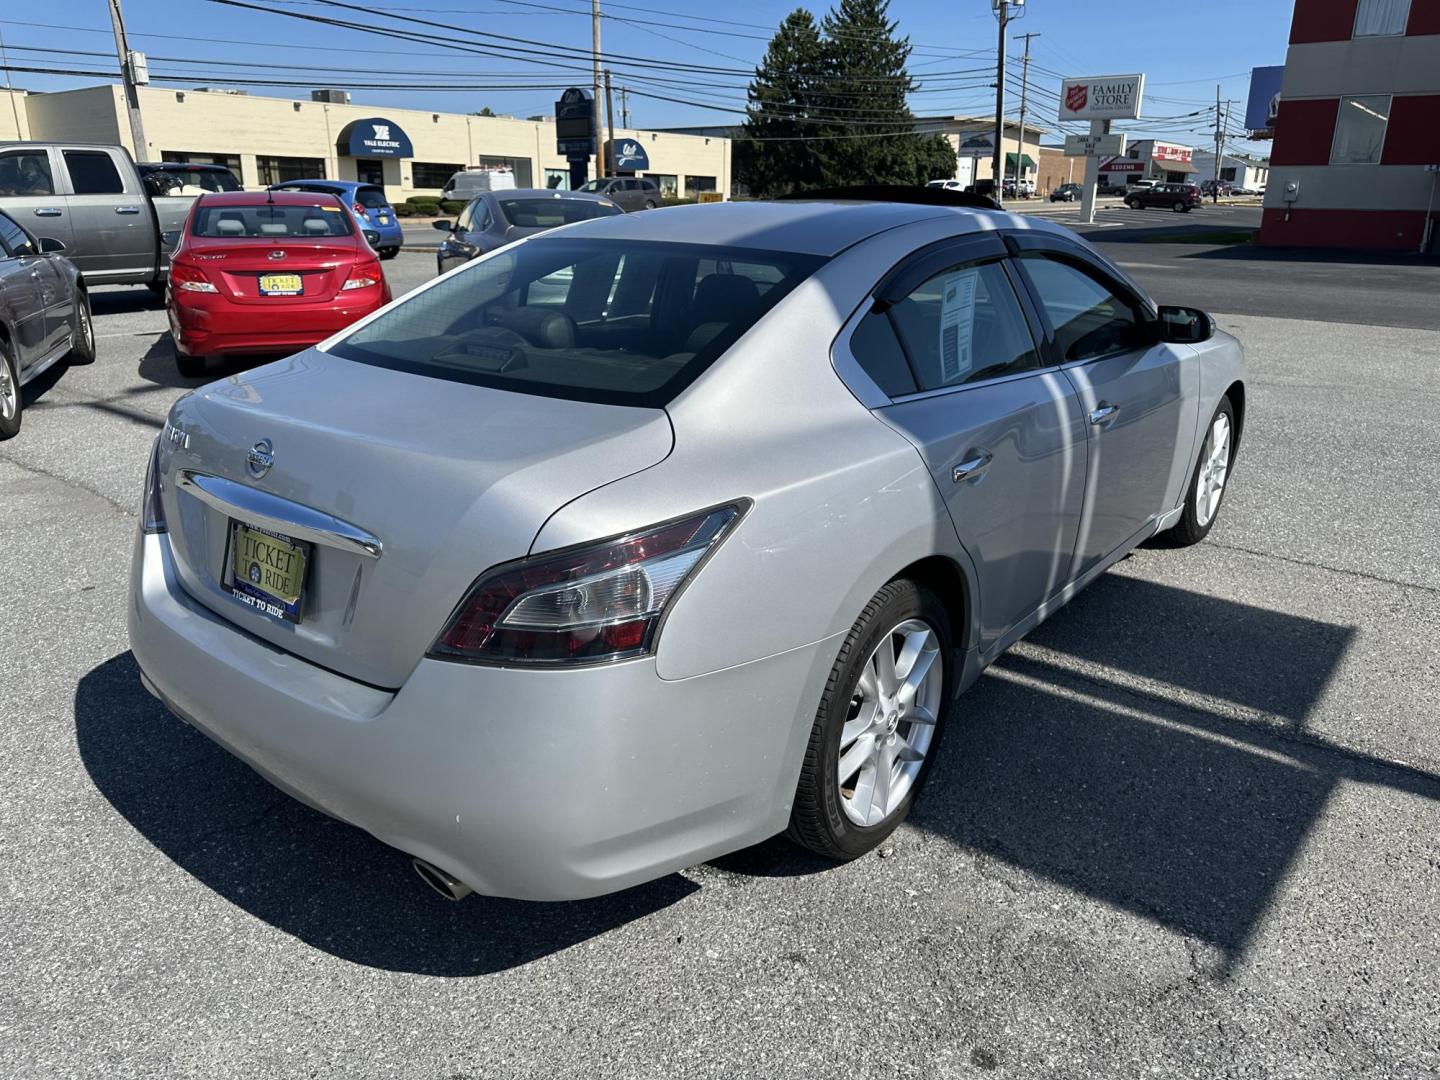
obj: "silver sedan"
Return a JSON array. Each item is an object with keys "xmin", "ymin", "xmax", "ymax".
[
  {"xmin": 129, "ymin": 196, "xmax": 1246, "ymax": 900},
  {"xmin": 0, "ymin": 208, "xmax": 95, "ymax": 439}
]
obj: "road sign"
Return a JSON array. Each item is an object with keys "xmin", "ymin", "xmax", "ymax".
[
  {"xmin": 1064, "ymin": 132, "xmax": 1126, "ymax": 157},
  {"xmin": 1058, "ymin": 74, "xmax": 1145, "ymax": 121}
]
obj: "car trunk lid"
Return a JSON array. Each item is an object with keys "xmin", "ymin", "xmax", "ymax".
[
  {"xmin": 184, "ymin": 236, "xmax": 362, "ymax": 304},
  {"xmin": 162, "ymin": 348, "xmax": 673, "ymax": 687}
]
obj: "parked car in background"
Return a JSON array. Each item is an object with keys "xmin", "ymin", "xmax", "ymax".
[
  {"xmin": 1050, "ymin": 183, "xmax": 1082, "ymax": 202},
  {"xmin": 0, "ymin": 141, "xmax": 192, "ymax": 294},
  {"xmin": 1199, "ymin": 180, "xmax": 1233, "ymax": 198},
  {"xmin": 131, "ymin": 192, "xmax": 1246, "ymax": 902},
  {"xmin": 577, "ymin": 176, "xmax": 662, "ymax": 212},
  {"xmin": 267, "ymin": 180, "xmax": 403, "ymax": 259},
  {"xmin": 926, "ymin": 179, "xmax": 966, "ymax": 192},
  {"xmin": 433, "ymin": 188, "xmax": 621, "ymax": 274},
  {"xmin": 441, "ymin": 167, "xmax": 516, "ymax": 202},
  {"xmin": 165, "ymin": 191, "xmax": 391, "ymax": 379},
  {"xmin": 963, "ymin": 178, "xmax": 998, "ymax": 198},
  {"xmin": 1126, "ymin": 182, "xmax": 1202, "ymax": 212},
  {"xmin": 1001, "ymin": 178, "xmax": 1035, "ymax": 198},
  {"xmin": 0, "ymin": 208, "xmax": 94, "ymax": 439},
  {"xmin": 137, "ymin": 162, "xmax": 242, "ymax": 196}
]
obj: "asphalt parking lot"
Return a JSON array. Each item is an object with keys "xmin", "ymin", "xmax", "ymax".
[{"xmin": 2, "ymin": 247, "xmax": 1438, "ymax": 1078}]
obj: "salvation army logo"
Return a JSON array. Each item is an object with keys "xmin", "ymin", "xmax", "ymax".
[
  {"xmin": 372, "ymin": 124, "xmax": 391, "ymax": 140},
  {"xmin": 1065, "ymin": 84, "xmax": 1088, "ymax": 114}
]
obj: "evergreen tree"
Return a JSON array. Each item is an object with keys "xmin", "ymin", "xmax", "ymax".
[
  {"xmin": 735, "ymin": 10, "xmax": 826, "ymax": 196},
  {"xmin": 817, "ymin": 0, "xmax": 955, "ymax": 186}
]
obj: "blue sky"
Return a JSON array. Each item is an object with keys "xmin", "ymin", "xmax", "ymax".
[{"xmin": 0, "ymin": 0, "xmax": 1292, "ymax": 154}]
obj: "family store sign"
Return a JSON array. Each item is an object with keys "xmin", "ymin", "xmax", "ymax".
[{"xmin": 1057, "ymin": 74, "xmax": 1146, "ymax": 122}]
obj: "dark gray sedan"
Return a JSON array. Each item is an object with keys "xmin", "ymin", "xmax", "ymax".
[
  {"xmin": 0, "ymin": 208, "xmax": 93, "ymax": 439},
  {"xmin": 433, "ymin": 188, "xmax": 621, "ymax": 274}
]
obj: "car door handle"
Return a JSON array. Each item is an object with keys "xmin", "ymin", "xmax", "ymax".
[
  {"xmin": 33, "ymin": 207, "xmax": 62, "ymax": 217},
  {"xmin": 952, "ymin": 450, "xmax": 994, "ymax": 483},
  {"xmin": 114, "ymin": 205, "xmax": 142, "ymax": 215},
  {"xmin": 1089, "ymin": 402, "xmax": 1121, "ymax": 426}
]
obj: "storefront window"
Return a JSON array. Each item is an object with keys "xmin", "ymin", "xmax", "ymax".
[
  {"xmin": 256, "ymin": 156, "xmax": 326, "ymax": 185},
  {"xmin": 1330, "ymin": 95, "xmax": 1390, "ymax": 165},
  {"xmin": 478, "ymin": 155, "xmax": 533, "ymax": 188},
  {"xmin": 685, "ymin": 175, "xmax": 717, "ymax": 199},
  {"xmin": 355, "ymin": 158, "xmax": 384, "ymax": 186},
  {"xmin": 544, "ymin": 168, "xmax": 570, "ymax": 190},
  {"xmin": 644, "ymin": 173, "xmax": 677, "ymax": 199},
  {"xmin": 411, "ymin": 161, "xmax": 464, "ymax": 189}
]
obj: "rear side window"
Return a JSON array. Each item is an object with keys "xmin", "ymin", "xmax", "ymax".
[
  {"xmin": 331, "ymin": 238, "xmax": 825, "ymax": 407},
  {"xmin": 355, "ymin": 186, "xmax": 389, "ymax": 209},
  {"xmin": 63, "ymin": 150, "xmax": 125, "ymax": 195},
  {"xmin": 1016, "ymin": 255, "xmax": 1147, "ymax": 362},
  {"xmin": 191, "ymin": 204, "xmax": 354, "ymax": 238},
  {"xmin": 852, "ymin": 259, "xmax": 1038, "ymax": 395},
  {"xmin": 0, "ymin": 150, "xmax": 55, "ymax": 196}
]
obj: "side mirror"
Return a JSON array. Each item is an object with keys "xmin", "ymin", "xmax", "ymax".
[
  {"xmin": 432, "ymin": 219, "xmax": 454, "ymax": 231},
  {"xmin": 39, "ymin": 236, "xmax": 66, "ymax": 253},
  {"xmin": 1157, "ymin": 305, "xmax": 1214, "ymax": 345}
]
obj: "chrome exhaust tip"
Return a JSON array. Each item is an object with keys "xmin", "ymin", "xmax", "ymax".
[{"xmin": 412, "ymin": 857, "xmax": 473, "ymax": 901}]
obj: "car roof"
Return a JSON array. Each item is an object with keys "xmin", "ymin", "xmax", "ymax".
[
  {"xmin": 270, "ymin": 179, "xmax": 374, "ymax": 191},
  {"xmin": 196, "ymin": 190, "xmax": 345, "ymax": 207},
  {"xmin": 553, "ymin": 198, "xmax": 1072, "ymax": 257},
  {"xmin": 139, "ymin": 162, "xmax": 232, "ymax": 171},
  {"xmin": 491, "ymin": 188, "xmax": 615, "ymax": 203}
]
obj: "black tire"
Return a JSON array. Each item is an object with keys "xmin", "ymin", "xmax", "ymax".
[
  {"xmin": 379, "ymin": 246, "xmax": 400, "ymax": 260},
  {"xmin": 1164, "ymin": 396, "xmax": 1236, "ymax": 547},
  {"xmin": 176, "ymin": 352, "xmax": 208, "ymax": 379},
  {"xmin": 1127, "ymin": 198, "xmax": 1141, "ymax": 210},
  {"xmin": 0, "ymin": 338, "xmax": 21, "ymax": 440},
  {"xmin": 788, "ymin": 578, "xmax": 955, "ymax": 860},
  {"xmin": 643, "ymin": 200, "xmax": 657, "ymax": 210},
  {"xmin": 1173, "ymin": 201, "xmax": 1188, "ymax": 213},
  {"xmin": 68, "ymin": 289, "xmax": 96, "ymax": 365}
]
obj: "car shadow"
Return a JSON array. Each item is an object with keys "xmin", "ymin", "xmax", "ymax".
[
  {"xmin": 74, "ymin": 653, "xmax": 697, "ymax": 976},
  {"xmin": 136, "ymin": 332, "xmax": 277, "ymax": 390},
  {"xmin": 90, "ymin": 286, "xmax": 165, "ymax": 316}
]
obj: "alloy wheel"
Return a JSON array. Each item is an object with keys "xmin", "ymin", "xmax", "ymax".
[
  {"xmin": 0, "ymin": 357, "xmax": 16, "ymax": 421},
  {"xmin": 1194, "ymin": 412, "xmax": 1232, "ymax": 527},
  {"xmin": 837, "ymin": 618, "xmax": 943, "ymax": 828}
]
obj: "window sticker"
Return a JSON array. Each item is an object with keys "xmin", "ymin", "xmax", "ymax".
[{"xmin": 938, "ymin": 269, "xmax": 978, "ymax": 383}]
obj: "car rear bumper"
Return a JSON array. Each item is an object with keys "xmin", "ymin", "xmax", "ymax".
[
  {"xmin": 168, "ymin": 288, "xmax": 389, "ymax": 356},
  {"xmin": 128, "ymin": 529, "xmax": 825, "ymax": 900}
]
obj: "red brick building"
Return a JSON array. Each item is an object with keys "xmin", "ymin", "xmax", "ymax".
[{"xmin": 1259, "ymin": 0, "xmax": 1440, "ymax": 251}]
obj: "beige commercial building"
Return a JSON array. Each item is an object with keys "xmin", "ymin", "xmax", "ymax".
[{"xmin": 1, "ymin": 84, "xmax": 732, "ymax": 201}]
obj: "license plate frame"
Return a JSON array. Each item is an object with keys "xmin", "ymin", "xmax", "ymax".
[
  {"xmin": 258, "ymin": 272, "xmax": 304, "ymax": 297},
  {"xmin": 225, "ymin": 521, "xmax": 310, "ymax": 623}
]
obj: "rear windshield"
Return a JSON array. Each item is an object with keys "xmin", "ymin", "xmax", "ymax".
[
  {"xmin": 355, "ymin": 186, "xmax": 389, "ymax": 209},
  {"xmin": 190, "ymin": 204, "xmax": 354, "ymax": 238},
  {"xmin": 145, "ymin": 167, "xmax": 241, "ymax": 195},
  {"xmin": 330, "ymin": 238, "xmax": 825, "ymax": 407},
  {"xmin": 495, "ymin": 197, "xmax": 620, "ymax": 228}
]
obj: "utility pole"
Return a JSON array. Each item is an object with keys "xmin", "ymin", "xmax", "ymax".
[
  {"xmin": 107, "ymin": 0, "xmax": 148, "ymax": 157},
  {"xmin": 990, "ymin": 1, "xmax": 1010, "ymax": 194},
  {"xmin": 604, "ymin": 69, "xmax": 617, "ymax": 176},
  {"xmin": 618, "ymin": 85, "xmax": 630, "ymax": 128},
  {"xmin": 1212, "ymin": 84, "xmax": 1222, "ymax": 202},
  {"xmin": 591, "ymin": 0, "xmax": 606, "ymax": 178},
  {"xmin": 1014, "ymin": 31, "xmax": 1039, "ymax": 198}
]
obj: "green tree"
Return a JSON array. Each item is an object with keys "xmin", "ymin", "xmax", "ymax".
[
  {"xmin": 817, "ymin": 0, "xmax": 955, "ymax": 186},
  {"xmin": 735, "ymin": 10, "xmax": 826, "ymax": 196}
]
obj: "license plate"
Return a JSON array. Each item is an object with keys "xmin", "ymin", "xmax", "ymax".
[
  {"xmin": 258, "ymin": 273, "xmax": 303, "ymax": 296},
  {"xmin": 228, "ymin": 522, "xmax": 309, "ymax": 622}
]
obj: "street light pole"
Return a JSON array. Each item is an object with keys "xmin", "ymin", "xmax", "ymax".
[
  {"xmin": 1014, "ymin": 31, "xmax": 1039, "ymax": 197},
  {"xmin": 991, "ymin": 1, "xmax": 1009, "ymax": 194}
]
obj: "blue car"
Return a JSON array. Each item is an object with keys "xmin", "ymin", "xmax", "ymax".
[{"xmin": 266, "ymin": 180, "xmax": 404, "ymax": 259}]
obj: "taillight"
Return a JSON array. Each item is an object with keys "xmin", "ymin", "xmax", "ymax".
[
  {"xmin": 429, "ymin": 503, "xmax": 747, "ymax": 666},
  {"xmin": 141, "ymin": 437, "xmax": 166, "ymax": 534},
  {"xmin": 342, "ymin": 261, "xmax": 382, "ymax": 290},
  {"xmin": 353, "ymin": 201, "xmax": 366, "ymax": 216},
  {"xmin": 169, "ymin": 263, "xmax": 217, "ymax": 294}
]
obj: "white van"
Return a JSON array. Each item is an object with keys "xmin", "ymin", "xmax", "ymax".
[{"xmin": 441, "ymin": 167, "xmax": 516, "ymax": 201}]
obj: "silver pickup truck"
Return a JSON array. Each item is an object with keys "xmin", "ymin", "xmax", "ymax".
[{"xmin": 0, "ymin": 142, "xmax": 192, "ymax": 293}]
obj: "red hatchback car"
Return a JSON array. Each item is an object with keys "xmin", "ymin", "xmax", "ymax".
[{"xmin": 167, "ymin": 191, "xmax": 392, "ymax": 377}]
